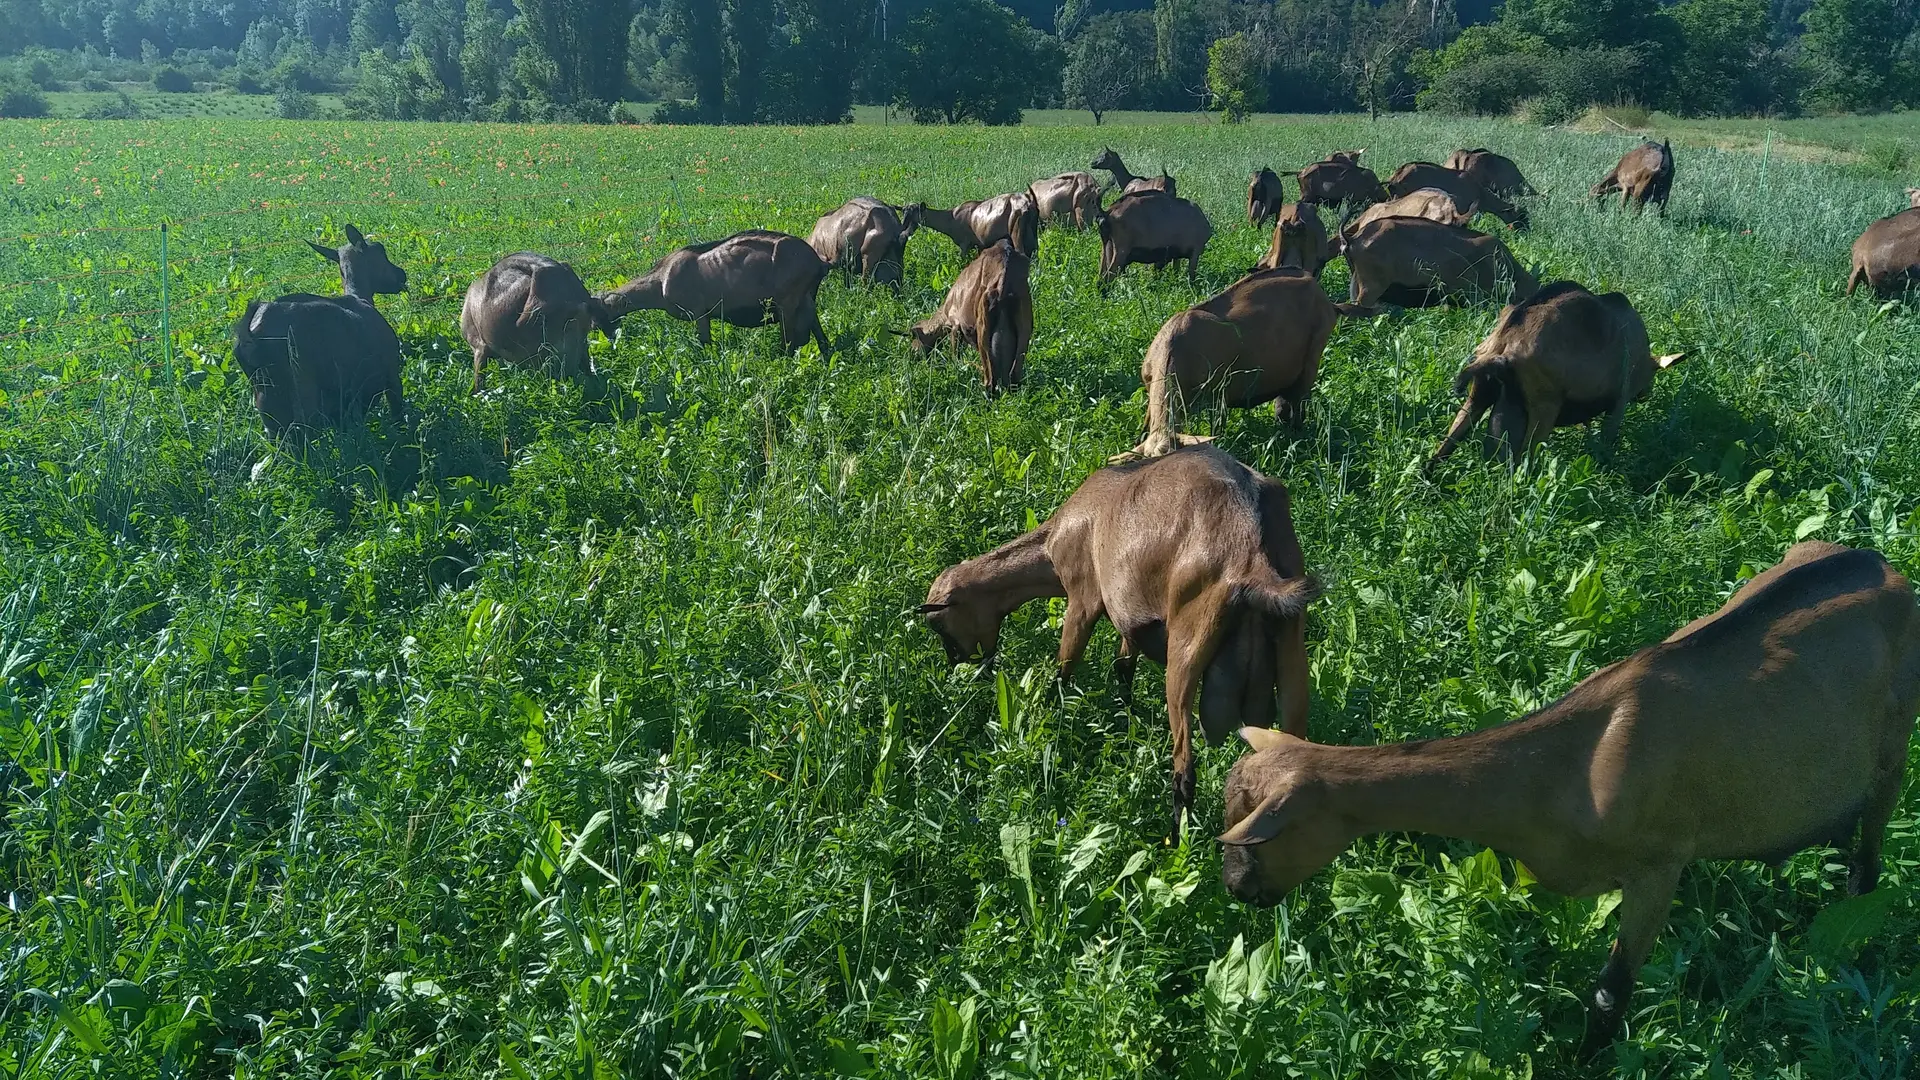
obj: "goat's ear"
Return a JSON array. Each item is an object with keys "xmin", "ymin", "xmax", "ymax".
[
  {"xmin": 915, "ymin": 602, "xmax": 949, "ymax": 614},
  {"xmin": 1238, "ymin": 726, "xmax": 1300, "ymax": 753},
  {"xmin": 1218, "ymin": 792, "xmax": 1294, "ymax": 846},
  {"xmin": 343, "ymin": 224, "xmax": 367, "ymax": 247},
  {"xmin": 308, "ymin": 240, "xmax": 340, "ymax": 262},
  {"xmin": 1655, "ymin": 352, "xmax": 1687, "ymax": 369}
]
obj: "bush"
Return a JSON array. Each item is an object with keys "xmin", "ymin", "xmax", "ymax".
[
  {"xmin": 1864, "ymin": 139, "xmax": 1910, "ymax": 172},
  {"xmin": 1515, "ymin": 94, "xmax": 1580, "ymax": 125},
  {"xmin": 1419, "ymin": 52, "xmax": 1548, "ymax": 115},
  {"xmin": 83, "ymin": 91, "xmax": 143, "ymax": 119},
  {"xmin": 28, "ymin": 57, "xmax": 58, "ymax": 90},
  {"xmin": 276, "ymin": 88, "xmax": 314, "ymax": 119},
  {"xmin": 153, "ymin": 67, "xmax": 193, "ymax": 92},
  {"xmin": 0, "ymin": 84, "xmax": 51, "ymax": 118},
  {"xmin": 233, "ymin": 69, "xmax": 269, "ymax": 95},
  {"xmin": 653, "ymin": 98, "xmax": 702, "ymax": 124},
  {"xmin": 81, "ymin": 76, "xmax": 111, "ymax": 92},
  {"xmin": 1419, "ymin": 46, "xmax": 1644, "ymax": 119}
]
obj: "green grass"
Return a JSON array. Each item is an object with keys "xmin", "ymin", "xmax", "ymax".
[
  {"xmin": 1, "ymin": 114, "xmax": 1918, "ymax": 1077},
  {"xmin": 1582, "ymin": 109, "xmax": 1920, "ymax": 169},
  {"xmin": 42, "ymin": 89, "xmax": 349, "ymax": 120}
]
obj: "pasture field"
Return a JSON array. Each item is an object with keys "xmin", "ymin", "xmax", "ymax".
[{"xmin": 1, "ymin": 114, "xmax": 1918, "ymax": 1077}]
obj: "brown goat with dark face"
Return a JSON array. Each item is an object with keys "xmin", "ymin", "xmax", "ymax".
[
  {"xmin": 1443, "ymin": 148, "xmax": 1537, "ymax": 197},
  {"xmin": 1092, "ymin": 148, "xmax": 1174, "ymax": 196},
  {"xmin": 1123, "ymin": 268, "xmax": 1341, "ymax": 459},
  {"xmin": 916, "ymin": 192, "xmax": 1039, "ymax": 258},
  {"xmin": 1256, "ymin": 202, "xmax": 1330, "ymax": 276},
  {"xmin": 1341, "ymin": 216, "xmax": 1539, "ymax": 313},
  {"xmin": 921, "ymin": 445, "xmax": 1322, "ymax": 830},
  {"xmin": 596, "ymin": 230, "xmax": 831, "ymax": 356},
  {"xmin": 1247, "ymin": 167, "xmax": 1288, "ymax": 227},
  {"xmin": 808, "ymin": 198, "xmax": 921, "ymax": 288},
  {"xmin": 905, "ymin": 239, "xmax": 1033, "ymax": 393},
  {"xmin": 1428, "ymin": 282, "xmax": 1685, "ymax": 470},
  {"xmin": 231, "ymin": 224, "xmax": 408, "ymax": 437},
  {"xmin": 1846, "ymin": 207, "xmax": 1920, "ymax": 299},
  {"xmin": 1386, "ymin": 161, "xmax": 1528, "ymax": 229},
  {"xmin": 1098, "ymin": 190, "xmax": 1212, "ymax": 284},
  {"xmin": 1221, "ymin": 541, "xmax": 1920, "ymax": 1057},
  {"xmin": 460, "ymin": 253, "xmax": 615, "ymax": 395},
  {"xmin": 1592, "ymin": 140, "xmax": 1674, "ymax": 214}
]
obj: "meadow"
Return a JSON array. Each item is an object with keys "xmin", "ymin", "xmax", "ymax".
[{"xmin": 0, "ymin": 113, "xmax": 1917, "ymax": 1077}]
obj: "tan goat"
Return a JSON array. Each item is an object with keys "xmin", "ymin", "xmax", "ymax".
[
  {"xmin": 1122, "ymin": 268, "xmax": 1341, "ymax": 459},
  {"xmin": 1220, "ymin": 541, "xmax": 1920, "ymax": 1056},
  {"xmin": 1592, "ymin": 139, "xmax": 1674, "ymax": 214},
  {"xmin": 808, "ymin": 197, "xmax": 921, "ymax": 288},
  {"xmin": 1340, "ymin": 188, "xmax": 1477, "ymax": 250},
  {"xmin": 1429, "ymin": 281, "xmax": 1686, "ymax": 470},
  {"xmin": 921, "ymin": 445, "xmax": 1322, "ymax": 828},
  {"xmin": 1846, "ymin": 207, "xmax": 1920, "ymax": 299},
  {"xmin": 1030, "ymin": 172, "xmax": 1104, "ymax": 228},
  {"xmin": 1908, "ymin": 187, "xmax": 1920, "ymax": 209},
  {"xmin": 596, "ymin": 230, "xmax": 831, "ymax": 356},
  {"xmin": 916, "ymin": 192, "xmax": 1040, "ymax": 258},
  {"xmin": 1443, "ymin": 148, "xmax": 1538, "ymax": 198},
  {"xmin": 1098, "ymin": 190, "xmax": 1212, "ymax": 284},
  {"xmin": 460, "ymin": 252, "xmax": 615, "ymax": 395},
  {"xmin": 904, "ymin": 239, "xmax": 1033, "ymax": 393},
  {"xmin": 1287, "ymin": 158, "xmax": 1387, "ymax": 210},
  {"xmin": 1247, "ymin": 167, "xmax": 1288, "ymax": 227},
  {"xmin": 1341, "ymin": 215, "xmax": 1538, "ymax": 313},
  {"xmin": 1092, "ymin": 148, "xmax": 1175, "ymax": 196},
  {"xmin": 1256, "ymin": 202, "xmax": 1330, "ymax": 277},
  {"xmin": 1386, "ymin": 161, "xmax": 1528, "ymax": 229}
]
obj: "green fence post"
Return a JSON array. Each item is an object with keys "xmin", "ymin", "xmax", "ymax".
[{"xmin": 161, "ymin": 222, "xmax": 187, "ymax": 427}]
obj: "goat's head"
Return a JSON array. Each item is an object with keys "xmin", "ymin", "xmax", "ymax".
[
  {"xmin": 309, "ymin": 224, "xmax": 408, "ymax": 297},
  {"xmin": 898, "ymin": 202, "xmax": 925, "ymax": 237},
  {"xmin": 1218, "ymin": 728, "xmax": 1349, "ymax": 906},
  {"xmin": 916, "ymin": 568, "xmax": 1003, "ymax": 666},
  {"xmin": 1090, "ymin": 148, "xmax": 1122, "ymax": 173}
]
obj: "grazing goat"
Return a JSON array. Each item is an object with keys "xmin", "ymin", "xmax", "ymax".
[
  {"xmin": 921, "ymin": 445, "xmax": 1322, "ymax": 829},
  {"xmin": 1846, "ymin": 208, "xmax": 1920, "ymax": 299},
  {"xmin": 1337, "ymin": 188, "xmax": 1477, "ymax": 253},
  {"xmin": 1256, "ymin": 202, "xmax": 1330, "ymax": 277},
  {"xmin": 597, "ymin": 230, "xmax": 831, "ymax": 356},
  {"xmin": 1288, "ymin": 157, "xmax": 1387, "ymax": 210},
  {"xmin": 1592, "ymin": 140, "xmax": 1674, "ymax": 214},
  {"xmin": 904, "ymin": 239, "xmax": 1033, "ymax": 393},
  {"xmin": 460, "ymin": 253, "xmax": 615, "ymax": 395},
  {"xmin": 1247, "ymin": 167, "xmax": 1288, "ymax": 227},
  {"xmin": 231, "ymin": 224, "xmax": 408, "ymax": 438},
  {"xmin": 1340, "ymin": 215, "xmax": 1538, "ymax": 313},
  {"xmin": 1429, "ymin": 281, "xmax": 1686, "ymax": 470},
  {"xmin": 1443, "ymin": 148, "xmax": 1538, "ymax": 198},
  {"xmin": 1221, "ymin": 541, "xmax": 1920, "ymax": 1057},
  {"xmin": 916, "ymin": 192, "xmax": 1040, "ymax": 258},
  {"xmin": 1386, "ymin": 161, "xmax": 1528, "ymax": 229},
  {"xmin": 1098, "ymin": 190, "xmax": 1212, "ymax": 285},
  {"xmin": 1092, "ymin": 148, "xmax": 1174, "ymax": 196},
  {"xmin": 808, "ymin": 197, "xmax": 921, "ymax": 288},
  {"xmin": 1123, "ymin": 268, "xmax": 1342, "ymax": 459},
  {"xmin": 1030, "ymin": 172, "xmax": 1104, "ymax": 228}
]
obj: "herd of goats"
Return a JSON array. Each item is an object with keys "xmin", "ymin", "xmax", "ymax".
[{"xmin": 224, "ymin": 137, "xmax": 1920, "ymax": 1058}]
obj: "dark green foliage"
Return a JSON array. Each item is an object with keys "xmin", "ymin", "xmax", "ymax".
[
  {"xmin": 151, "ymin": 65, "xmax": 194, "ymax": 91},
  {"xmin": 516, "ymin": 0, "xmax": 630, "ymax": 105},
  {"xmin": 0, "ymin": 82, "xmax": 50, "ymax": 116},
  {"xmin": 1063, "ymin": 11, "xmax": 1154, "ymax": 123},
  {"xmin": 1799, "ymin": 0, "xmax": 1915, "ymax": 112},
  {"xmin": 893, "ymin": 0, "xmax": 1058, "ymax": 124}
]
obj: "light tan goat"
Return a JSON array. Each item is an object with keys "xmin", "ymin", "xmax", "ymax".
[
  {"xmin": 1122, "ymin": 268, "xmax": 1342, "ymax": 459},
  {"xmin": 808, "ymin": 198, "xmax": 921, "ymax": 288},
  {"xmin": 460, "ymin": 252, "xmax": 615, "ymax": 395},
  {"xmin": 1340, "ymin": 188, "xmax": 1477, "ymax": 250},
  {"xmin": 1592, "ymin": 139, "xmax": 1674, "ymax": 214},
  {"xmin": 1030, "ymin": 172, "xmax": 1104, "ymax": 228},
  {"xmin": 1443, "ymin": 148, "xmax": 1538, "ymax": 198},
  {"xmin": 904, "ymin": 239, "xmax": 1033, "ymax": 393},
  {"xmin": 921, "ymin": 445, "xmax": 1322, "ymax": 828},
  {"xmin": 1247, "ymin": 168, "xmax": 1288, "ymax": 227},
  {"xmin": 1220, "ymin": 541, "xmax": 1920, "ymax": 1056},
  {"xmin": 1846, "ymin": 207, "xmax": 1920, "ymax": 298},
  {"xmin": 916, "ymin": 192, "xmax": 1040, "ymax": 258},
  {"xmin": 1256, "ymin": 202, "xmax": 1330, "ymax": 277},
  {"xmin": 1908, "ymin": 187, "xmax": 1920, "ymax": 209},
  {"xmin": 1429, "ymin": 281, "xmax": 1686, "ymax": 470},
  {"xmin": 1386, "ymin": 161, "xmax": 1528, "ymax": 229},
  {"xmin": 596, "ymin": 230, "xmax": 831, "ymax": 356},
  {"xmin": 1341, "ymin": 215, "xmax": 1538, "ymax": 313}
]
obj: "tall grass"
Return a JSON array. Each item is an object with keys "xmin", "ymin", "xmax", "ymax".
[{"xmin": 0, "ymin": 114, "xmax": 1916, "ymax": 1077}]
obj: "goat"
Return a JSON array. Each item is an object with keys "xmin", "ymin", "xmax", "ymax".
[
  {"xmin": 808, "ymin": 197, "xmax": 921, "ymax": 289},
  {"xmin": 1338, "ymin": 188, "xmax": 1477, "ymax": 253},
  {"xmin": 1846, "ymin": 207, "xmax": 1920, "ymax": 299},
  {"xmin": 1121, "ymin": 268, "xmax": 1341, "ymax": 459},
  {"xmin": 1092, "ymin": 148, "xmax": 1174, "ymax": 196},
  {"xmin": 1287, "ymin": 157, "xmax": 1387, "ymax": 210},
  {"xmin": 231, "ymin": 224, "xmax": 408, "ymax": 438},
  {"xmin": 1221, "ymin": 541, "xmax": 1920, "ymax": 1057},
  {"xmin": 1247, "ymin": 167, "xmax": 1288, "ymax": 228},
  {"xmin": 1030, "ymin": 172, "xmax": 1104, "ymax": 228},
  {"xmin": 1256, "ymin": 202, "xmax": 1330, "ymax": 277},
  {"xmin": 460, "ymin": 252, "xmax": 615, "ymax": 395},
  {"xmin": 1591, "ymin": 140, "xmax": 1674, "ymax": 215},
  {"xmin": 596, "ymin": 230, "xmax": 831, "ymax": 356},
  {"xmin": 1443, "ymin": 148, "xmax": 1538, "ymax": 197},
  {"xmin": 1340, "ymin": 215, "xmax": 1538, "ymax": 314},
  {"xmin": 903, "ymin": 239, "xmax": 1033, "ymax": 393},
  {"xmin": 1429, "ymin": 281, "xmax": 1686, "ymax": 471},
  {"xmin": 915, "ymin": 192, "xmax": 1039, "ymax": 258},
  {"xmin": 1098, "ymin": 190, "xmax": 1212, "ymax": 285},
  {"xmin": 921, "ymin": 445, "xmax": 1322, "ymax": 830},
  {"xmin": 1386, "ymin": 161, "xmax": 1528, "ymax": 229}
]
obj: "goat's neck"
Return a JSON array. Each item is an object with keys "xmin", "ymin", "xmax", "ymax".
[
  {"xmin": 601, "ymin": 273, "xmax": 666, "ymax": 318},
  {"xmin": 338, "ymin": 258, "xmax": 375, "ymax": 301},
  {"xmin": 1106, "ymin": 160, "xmax": 1139, "ymax": 186},
  {"xmin": 947, "ymin": 526, "xmax": 1063, "ymax": 613},
  {"xmin": 918, "ymin": 208, "xmax": 974, "ymax": 248}
]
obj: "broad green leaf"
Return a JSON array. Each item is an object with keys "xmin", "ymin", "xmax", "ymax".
[
  {"xmin": 1330, "ymin": 870, "xmax": 1400, "ymax": 914},
  {"xmin": 1808, "ymin": 889, "xmax": 1895, "ymax": 963}
]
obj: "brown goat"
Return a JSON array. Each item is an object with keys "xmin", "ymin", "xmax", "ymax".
[
  {"xmin": 460, "ymin": 253, "xmax": 615, "ymax": 395},
  {"xmin": 1443, "ymin": 148, "xmax": 1538, "ymax": 197},
  {"xmin": 1092, "ymin": 148, "xmax": 1175, "ymax": 196},
  {"xmin": 1592, "ymin": 140, "xmax": 1674, "ymax": 214},
  {"xmin": 1256, "ymin": 203, "xmax": 1330, "ymax": 277},
  {"xmin": 1341, "ymin": 215, "xmax": 1539, "ymax": 313},
  {"xmin": 917, "ymin": 192, "xmax": 1040, "ymax": 258},
  {"xmin": 596, "ymin": 230, "xmax": 830, "ymax": 356},
  {"xmin": 1907, "ymin": 187, "xmax": 1920, "ymax": 209},
  {"xmin": 1287, "ymin": 158, "xmax": 1388, "ymax": 210},
  {"xmin": 904, "ymin": 239, "xmax": 1033, "ymax": 393},
  {"xmin": 1123, "ymin": 268, "xmax": 1341, "ymax": 459},
  {"xmin": 232, "ymin": 224, "xmax": 408, "ymax": 438},
  {"xmin": 1387, "ymin": 161, "xmax": 1529, "ymax": 229},
  {"xmin": 1429, "ymin": 282, "xmax": 1686, "ymax": 470},
  {"xmin": 1845, "ymin": 207, "xmax": 1920, "ymax": 299},
  {"xmin": 1098, "ymin": 190, "xmax": 1213, "ymax": 284},
  {"xmin": 921, "ymin": 445, "xmax": 1322, "ymax": 828},
  {"xmin": 1247, "ymin": 167, "xmax": 1288, "ymax": 227},
  {"xmin": 1030, "ymin": 172, "xmax": 1104, "ymax": 228},
  {"xmin": 808, "ymin": 197, "xmax": 921, "ymax": 288},
  {"xmin": 1221, "ymin": 541, "xmax": 1920, "ymax": 1056},
  {"xmin": 1337, "ymin": 188, "xmax": 1478, "ymax": 254}
]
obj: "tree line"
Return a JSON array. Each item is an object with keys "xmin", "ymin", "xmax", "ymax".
[{"xmin": 1, "ymin": 0, "xmax": 1916, "ymax": 122}]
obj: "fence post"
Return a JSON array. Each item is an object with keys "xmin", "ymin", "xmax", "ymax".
[
  {"xmin": 1759, "ymin": 130, "xmax": 1772, "ymax": 196},
  {"xmin": 160, "ymin": 221, "xmax": 187, "ymax": 427}
]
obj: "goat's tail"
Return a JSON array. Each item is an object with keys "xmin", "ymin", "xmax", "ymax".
[
  {"xmin": 1232, "ymin": 571, "xmax": 1325, "ymax": 620},
  {"xmin": 1846, "ymin": 264, "xmax": 1866, "ymax": 297}
]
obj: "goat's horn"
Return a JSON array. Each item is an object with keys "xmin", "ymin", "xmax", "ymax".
[{"xmin": 1656, "ymin": 352, "xmax": 1687, "ymax": 368}]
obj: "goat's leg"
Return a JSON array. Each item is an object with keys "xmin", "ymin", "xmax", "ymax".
[
  {"xmin": 1580, "ymin": 866, "xmax": 1681, "ymax": 1059},
  {"xmin": 1428, "ymin": 380, "xmax": 1495, "ymax": 472},
  {"xmin": 1851, "ymin": 759, "xmax": 1904, "ymax": 895},
  {"xmin": 1164, "ymin": 593, "xmax": 1234, "ymax": 833},
  {"xmin": 1186, "ymin": 250, "xmax": 1200, "ymax": 285},
  {"xmin": 696, "ymin": 317, "xmax": 713, "ymax": 346},
  {"xmin": 1275, "ymin": 615, "xmax": 1309, "ymax": 738},
  {"xmin": 1055, "ymin": 596, "xmax": 1103, "ymax": 683},
  {"xmin": 1111, "ymin": 637, "xmax": 1137, "ymax": 707},
  {"xmin": 1516, "ymin": 398, "xmax": 1560, "ymax": 469},
  {"xmin": 470, "ymin": 345, "xmax": 489, "ymax": 396}
]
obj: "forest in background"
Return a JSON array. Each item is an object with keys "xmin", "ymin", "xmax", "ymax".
[{"xmin": 0, "ymin": 0, "xmax": 1916, "ymax": 126}]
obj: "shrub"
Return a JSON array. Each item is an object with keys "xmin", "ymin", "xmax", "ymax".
[
  {"xmin": 81, "ymin": 76, "xmax": 111, "ymax": 92},
  {"xmin": 28, "ymin": 57, "xmax": 58, "ymax": 90},
  {"xmin": 1419, "ymin": 52, "xmax": 1548, "ymax": 115},
  {"xmin": 1864, "ymin": 139, "xmax": 1909, "ymax": 172},
  {"xmin": 233, "ymin": 70, "xmax": 269, "ymax": 95},
  {"xmin": 82, "ymin": 91, "xmax": 143, "ymax": 119},
  {"xmin": 653, "ymin": 98, "xmax": 701, "ymax": 124},
  {"xmin": 153, "ymin": 67, "xmax": 193, "ymax": 92},
  {"xmin": 0, "ymin": 84, "xmax": 51, "ymax": 118},
  {"xmin": 1515, "ymin": 94, "xmax": 1580, "ymax": 126},
  {"xmin": 276, "ymin": 88, "xmax": 314, "ymax": 119}
]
